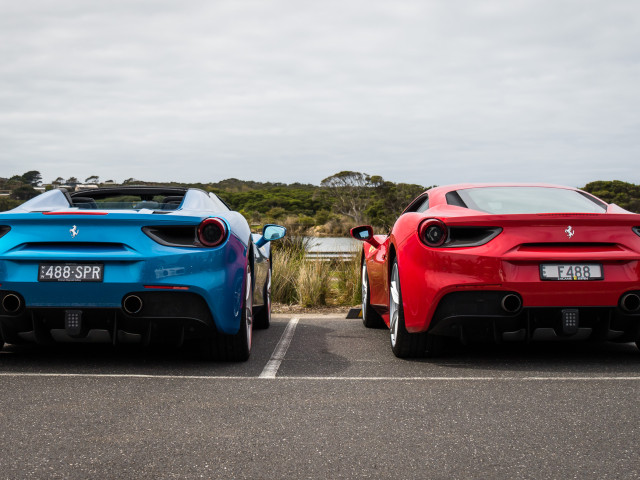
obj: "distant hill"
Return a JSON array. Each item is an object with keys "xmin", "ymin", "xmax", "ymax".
[{"xmin": 2, "ymin": 172, "xmax": 640, "ymax": 234}]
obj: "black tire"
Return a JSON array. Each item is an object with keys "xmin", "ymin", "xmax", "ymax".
[
  {"xmin": 361, "ymin": 263, "xmax": 385, "ymax": 328},
  {"xmin": 202, "ymin": 264, "xmax": 253, "ymax": 361},
  {"xmin": 254, "ymin": 263, "xmax": 272, "ymax": 330},
  {"xmin": 389, "ymin": 258, "xmax": 443, "ymax": 358}
]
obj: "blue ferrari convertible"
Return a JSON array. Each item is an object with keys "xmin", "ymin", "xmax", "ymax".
[{"xmin": 0, "ymin": 186, "xmax": 286, "ymax": 361}]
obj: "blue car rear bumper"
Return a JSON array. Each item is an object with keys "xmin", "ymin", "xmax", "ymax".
[{"xmin": 0, "ymin": 234, "xmax": 248, "ymax": 338}]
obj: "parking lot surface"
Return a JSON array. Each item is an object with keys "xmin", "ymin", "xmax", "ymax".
[{"xmin": 1, "ymin": 314, "xmax": 639, "ymax": 479}]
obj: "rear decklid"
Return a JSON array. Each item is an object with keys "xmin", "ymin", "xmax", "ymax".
[
  {"xmin": 441, "ymin": 212, "xmax": 640, "ymax": 260},
  {"xmin": 0, "ymin": 211, "xmax": 212, "ymax": 261}
]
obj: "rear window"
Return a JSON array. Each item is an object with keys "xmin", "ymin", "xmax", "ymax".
[
  {"xmin": 450, "ymin": 187, "xmax": 607, "ymax": 214},
  {"xmin": 72, "ymin": 194, "xmax": 183, "ymax": 211}
]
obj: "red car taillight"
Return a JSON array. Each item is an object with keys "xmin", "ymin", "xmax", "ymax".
[
  {"xmin": 419, "ymin": 219, "xmax": 448, "ymax": 247},
  {"xmin": 197, "ymin": 218, "xmax": 227, "ymax": 247}
]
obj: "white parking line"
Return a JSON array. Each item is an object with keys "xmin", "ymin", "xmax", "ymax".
[
  {"xmin": 0, "ymin": 373, "xmax": 639, "ymax": 381},
  {"xmin": 271, "ymin": 376, "xmax": 640, "ymax": 381},
  {"xmin": 259, "ymin": 316, "xmax": 300, "ymax": 378}
]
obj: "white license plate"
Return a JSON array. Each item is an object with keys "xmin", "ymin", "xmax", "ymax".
[
  {"xmin": 540, "ymin": 264, "xmax": 603, "ymax": 281},
  {"xmin": 38, "ymin": 263, "xmax": 104, "ymax": 282}
]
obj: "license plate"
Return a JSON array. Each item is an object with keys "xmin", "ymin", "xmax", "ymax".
[
  {"xmin": 540, "ymin": 264, "xmax": 603, "ymax": 281},
  {"xmin": 38, "ymin": 263, "xmax": 104, "ymax": 282}
]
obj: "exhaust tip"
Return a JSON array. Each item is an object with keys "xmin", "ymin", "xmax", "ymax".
[
  {"xmin": 620, "ymin": 293, "xmax": 640, "ymax": 313},
  {"xmin": 123, "ymin": 295, "xmax": 143, "ymax": 315},
  {"xmin": 2, "ymin": 293, "xmax": 22, "ymax": 314},
  {"xmin": 501, "ymin": 294, "xmax": 522, "ymax": 314}
]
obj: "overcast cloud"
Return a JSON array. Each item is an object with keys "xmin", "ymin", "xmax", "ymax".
[{"xmin": 1, "ymin": 0, "xmax": 639, "ymax": 187}]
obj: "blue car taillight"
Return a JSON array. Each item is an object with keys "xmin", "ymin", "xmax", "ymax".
[
  {"xmin": 0, "ymin": 226, "xmax": 10, "ymax": 239},
  {"xmin": 197, "ymin": 218, "xmax": 227, "ymax": 247}
]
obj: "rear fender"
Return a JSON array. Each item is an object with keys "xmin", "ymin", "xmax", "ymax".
[{"xmin": 208, "ymin": 235, "xmax": 248, "ymax": 335}]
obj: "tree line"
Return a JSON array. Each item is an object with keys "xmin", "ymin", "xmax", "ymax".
[{"xmin": 2, "ymin": 171, "xmax": 640, "ymax": 234}]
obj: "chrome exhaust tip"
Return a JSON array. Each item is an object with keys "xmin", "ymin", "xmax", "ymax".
[
  {"xmin": 1, "ymin": 293, "xmax": 22, "ymax": 314},
  {"xmin": 501, "ymin": 294, "xmax": 522, "ymax": 314},
  {"xmin": 620, "ymin": 293, "xmax": 640, "ymax": 313},
  {"xmin": 122, "ymin": 295, "xmax": 143, "ymax": 315}
]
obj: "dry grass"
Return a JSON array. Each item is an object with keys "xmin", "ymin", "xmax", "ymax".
[
  {"xmin": 271, "ymin": 235, "xmax": 362, "ymax": 307},
  {"xmin": 296, "ymin": 260, "xmax": 330, "ymax": 307},
  {"xmin": 331, "ymin": 253, "xmax": 362, "ymax": 306},
  {"xmin": 271, "ymin": 235, "xmax": 307, "ymax": 305}
]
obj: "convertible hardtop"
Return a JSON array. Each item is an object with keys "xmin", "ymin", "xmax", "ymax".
[
  {"xmin": 70, "ymin": 186, "xmax": 188, "ymax": 199},
  {"xmin": 4, "ymin": 186, "xmax": 231, "ymax": 214},
  {"xmin": 68, "ymin": 186, "xmax": 190, "ymax": 211}
]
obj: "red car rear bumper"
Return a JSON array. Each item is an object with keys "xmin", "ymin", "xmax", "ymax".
[{"xmin": 398, "ymin": 236, "xmax": 640, "ymax": 334}]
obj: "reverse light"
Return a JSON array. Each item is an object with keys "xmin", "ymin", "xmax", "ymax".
[
  {"xmin": 634, "ymin": 227, "xmax": 640, "ymax": 238},
  {"xmin": 197, "ymin": 218, "xmax": 227, "ymax": 247},
  {"xmin": 419, "ymin": 219, "xmax": 448, "ymax": 247}
]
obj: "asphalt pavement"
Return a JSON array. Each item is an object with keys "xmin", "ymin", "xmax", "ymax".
[{"xmin": 1, "ymin": 314, "xmax": 639, "ymax": 479}]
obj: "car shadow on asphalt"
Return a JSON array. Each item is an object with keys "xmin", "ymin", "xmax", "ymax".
[
  {"xmin": 410, "ymin": 339, "xmax": 640, "ymax": 375},
  {"xmin": 0, "ymin": 322, "xmax": 288, "ymax": 377}
]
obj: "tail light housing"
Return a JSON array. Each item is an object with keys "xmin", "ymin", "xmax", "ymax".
[
  {"xmin": 418, "ymin": 220, "xmax": 502, "ymax": 248},
  {"xmin": 419, "ymin": 219, "xmax": 448, "ymax": 247},
  {"xmin": 446, "ymin": 226, "xmax": 502, "ymax": 247},
  {"xmin": 197, "ymin": 218, "xmax": 227, "ymax": 247},
  {"xmin": 143, "ymin": 218, "xmax": 228, "ymax": 248}
]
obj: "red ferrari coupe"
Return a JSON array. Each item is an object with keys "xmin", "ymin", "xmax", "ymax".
[{"xmin": 350, "ymin": 184, "xmax": 640, "ymax": 358}]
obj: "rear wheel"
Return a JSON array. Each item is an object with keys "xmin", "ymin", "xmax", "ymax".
[
  {"xmin": 254, "ymin": 264, "xmax": 272, "ymax": 330},
  {"xmin": 202, "ymin": 264, "xmax": 253, "ymax": 361},
  {"xmin": 361, "ymin": 263, "xmax": 384, "ymax": 328},
  {"xmin": 389, "ymin": 258, "xmax": 443, "ymax": 358}
]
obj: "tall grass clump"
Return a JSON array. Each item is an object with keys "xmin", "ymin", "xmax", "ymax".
[
  {"xmin": 271, "ymin": 234, "xmax": 307, "ymax": 304},
  {"xmin": 270, "ymin": 220, "xmax": 363, "ymax": 307},
  {"xmin": 332, "ymin": 252, "xmax": 362, "ymax": 306},
  {"xmin": 296, "ymin": 260, "xmax": 330, "ymax": 307}
]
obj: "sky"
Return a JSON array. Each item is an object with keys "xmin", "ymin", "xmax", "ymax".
[{"xmin": 1, "ymin": 0, "xmax": 639, "ymax": 187}]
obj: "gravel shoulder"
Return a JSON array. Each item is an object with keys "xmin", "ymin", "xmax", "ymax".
[{"xmin": 272, "ymin": 303, "xmax": 356, "ymax": 315}]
